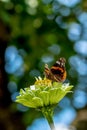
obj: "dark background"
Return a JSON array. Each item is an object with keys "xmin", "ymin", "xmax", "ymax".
[{"xmin": 0, "ymin": 0, "xmax": 87, "ymax": 130}]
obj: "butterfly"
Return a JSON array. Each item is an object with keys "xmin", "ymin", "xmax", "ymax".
[{"xmin": 44, "ymin": 57, "xmax": 66, "ymax": 82}]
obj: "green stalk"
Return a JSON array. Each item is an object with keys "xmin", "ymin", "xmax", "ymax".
[{"xmin": 41, "ymin": 107, "xmax": 56, "ymax": 130}]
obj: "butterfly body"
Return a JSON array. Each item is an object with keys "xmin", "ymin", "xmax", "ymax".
[{"xmin": 44, "ymin": 57, "xmax": 66, "ymax": 82}]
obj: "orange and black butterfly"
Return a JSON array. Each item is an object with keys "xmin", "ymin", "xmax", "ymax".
[{"xmin": 44, "ymin": 57, "xmax": 66, "ymax": 82}]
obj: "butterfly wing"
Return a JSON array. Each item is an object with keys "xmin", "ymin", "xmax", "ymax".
[
  {"xmin": 50, "ymin": 58, "xmax": 66, "ymax": 82},
  {"xmin": 44, "ymin": 57, "xmax": 66, "ymax": 82},
  {"xmin": 44, "ymin": 64, "xmax": 53, "ymax": 80}
]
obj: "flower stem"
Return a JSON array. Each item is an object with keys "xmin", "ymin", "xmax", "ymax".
[{"xmin": 41, "ymin": 107, "xmax": 56, "ymax": 130}]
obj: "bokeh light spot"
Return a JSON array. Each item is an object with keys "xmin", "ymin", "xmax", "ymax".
[
  {"xmin": 74, "ymin": 40, "xmax": 87, "ymax": 56},
  {"xmin": 73, "ymin": 90, "xmax": 87, "ymax": 109},
  {"xmin": 41, "ymin": 55, "xmax": 54, "ymax": 63},
  {"xmin": 59, "ymin": 97, "xmax": 71, "ymax": 109},
  {"xmin": 55, "ymin": 16, "xmax": 68, "ymax": 29},
  {"xmin": 58, "ymin": 0, "xmax": 80, "ymax": 7},
  {"xmin": 33, "ymin": 18, "xmax": 42, "ymax": 28},
  {"xmin": 5, "ymin": 46, "xmax": 18, "ymax": 63},
  {"xmin": 17, "ymin": 104, "xmax": 28, "ymax": 112},
  {"xmin": 69, "ymin": 56, "xmax": 87, "ymax": 75},
  {"xmin": 59, "ymin": 7, "xmax": 70, "ymax": 16},
  {"xmin": 78, "ymin": 12, "xmax": 87, "ymax": 26},
  {"xmin": 68, "ymin": 23, "xmax": 81, "ymax": 41},
  {"xmin": 1, "ymin": 0, "xmax": 10, "ymax": 2},
  {"xmin": 7, "ymin": 81, "xmax": 17, "ymax": 93},
  {"xmin": 26, "ymin": 118, "xmax": 50, "ymax": 130},
  {"xmin": 5, "ymin": 46, "xmax": 24, "ymax": 75},
  {"xmin": 48, "ymin": 44, "xmax": 61, "ymax": 55},
  {"xmin": 29, "ymin": 69, "xmax": 41, "ymax": 77},
  {"xmin": 52, "ymin": 2, "xmax": 60, "ymax": 13},
  {"xmin": 11, "ymin": 92, "xmax": 19, "ymax": 102},
  {"xmin": 54, "ymin": 107, "xmax": 76, "ymax": 125},
  {"xmin": 26, "ymin": 7, "xmax": 37, "ymax": 15},
  {"xmin": 25, "ymin": 0, "xmax": 38, "ymax": 8}
]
